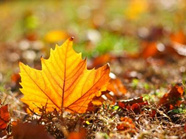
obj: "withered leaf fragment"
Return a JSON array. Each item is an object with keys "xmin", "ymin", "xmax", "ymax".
[
  {"xmin": 158, "ymin": 83, "xmax": 184, "ymax": 110},
  {"xmin": 0, "ymin": 104, "xmax": 10, "ymax": 130},
  {"xmin": 12, "ymin": 122, "xmax": 54, "ymax": 139}
]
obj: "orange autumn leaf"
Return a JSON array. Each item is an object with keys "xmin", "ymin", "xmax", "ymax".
[
  {"xmin": 158, "ymin": 83, "xmax": 184, "ymax": 110},
  {"xmin": 140, "ymin": 41, "xmax": 158, "ymax": 58},
  {"xmin": 170, "ymin": 31, "xmax": 186, "ymax": 44},
  {"xmin": 91, "ymin": 54, "xmax": 115, "ymax": 68},
  {"xmin": 107, "ymin": 78, "xmax": 127, "ymax": 96},
  {"xmin": 19, "ymin": 37, "xmax": 110, "ymax": 113},
  {"xmin": 0, "ymin": 105, "xmax": 10, "ymax": 130},
  {"xmin": 117, "ymin": 117, "xmax": 136, "ymax": 132}
]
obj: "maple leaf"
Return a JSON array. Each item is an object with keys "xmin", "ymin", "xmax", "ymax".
[{"xmin": 19, "ymin": 37, "xmax": 110, "ymax": 113}]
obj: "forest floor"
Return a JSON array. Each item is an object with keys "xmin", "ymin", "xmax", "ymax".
[{"xmin": 0, "ymin": 1, "xmax": 186, "ymax": 139}]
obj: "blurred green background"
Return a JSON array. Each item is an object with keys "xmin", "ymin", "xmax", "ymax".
[{"xmin": 0, "ymin": 0, "xmax": 185, "ymax": 59}]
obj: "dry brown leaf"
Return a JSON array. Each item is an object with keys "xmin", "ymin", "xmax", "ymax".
[
  {"xmin": 0, "ymin": 104, "xmax": 10, "ymax": 130},
  {"xmin": 158, "ymin": 83, "xmax": 184, "ymax": 110},
  {"xmin": 12, "ymin": 122, "xmax": 54, "ymax": 139}
]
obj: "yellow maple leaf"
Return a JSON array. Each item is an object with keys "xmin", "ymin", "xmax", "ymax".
[{"xmin": 19, "ymin": 37, "xmax": 110, "ymax": 113}]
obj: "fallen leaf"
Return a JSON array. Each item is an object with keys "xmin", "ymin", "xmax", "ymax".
[
  {"xmin": 25, "ymin": 32, "xmax": 38, "ymax": 41},
  {"xmin": 169, "ymin": 31, "xmax": 186, "ymax": 56},
  {"xmin": 158, "ymin": 83, "xmax": 184, "ymax": 110},
  {"xmin": 11, "ymin": 73, "xmax": 21, "ymax": 83},
  {"xmin": 12, "ymin": 122, "xmax": 54, "ymax": 139},
  {"xmin": 117, "ymin": 117, "xmax": 136, "ymax": 132},
  {"xmin": 170, "ymin": 31, "xmax": 186, "ymax": 44},
  {"xmin": 107, "ymin": 78, "xmax": 127, "ymax": 96},
  {"xmin": 68, "ymin": 128, "xmax": 86, "ymax": 139},
  {"xmin": 140, "ymin": 41, "xmax": 158, "ymax": 58},
  {"xmin": 91, "ymin": 54, "xmax": 115, "ymax": 68},
  {"xmin": 89, "ymin": 77, "xmax": 127, "ymax": 111},
  {"xmin": 19, "ymin": 37, "xmax": 110, "ymax": 113},
  {"xmin": 11, "ymin": 73, "xmax": 21, "ymax": 91},
  {"xmin": 0, "ymin": 104, "xmax": 10, "ymax": 130},
  {"xmin": 118, "ymin": 97, "xmax": 148, "ymax": 114}
]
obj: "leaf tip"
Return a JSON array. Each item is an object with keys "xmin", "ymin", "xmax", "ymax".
[
  {"xmin": 19, "ymin": 62, "xmax": 25, "ymax": 69},
  {"xmin": 103, "ymin": 63, "xmax": 110, "ymax": 72},
  {"xmin": 40, "ymin": 57, "xmax": 44, "ymax": 61},
  {"xmin": 19, "ymin": 61, "xmax": 23, "ymax": 66},
  {"xmin": 106, "ymin": 63, "xmax": 110, "ymax": 68}
]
